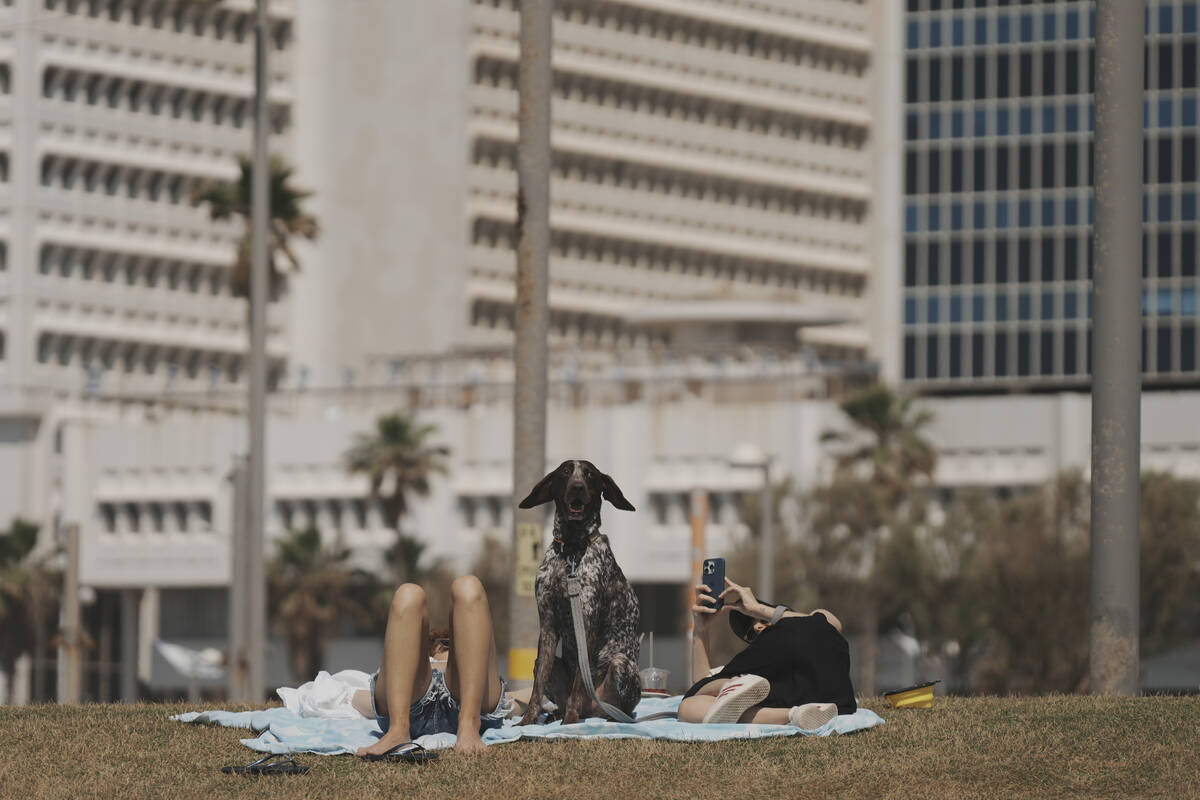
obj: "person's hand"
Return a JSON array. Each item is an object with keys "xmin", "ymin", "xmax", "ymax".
[
  {"xmin": 719, "ymin": 577, "xmax": 769, "ymax": 620},
  {"xmin": 691, "ymin": 584, "xmax": 723, "ymax": 635}
]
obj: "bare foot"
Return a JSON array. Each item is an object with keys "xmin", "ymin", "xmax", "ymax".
[
  {"xmin": 356, "ymin": 729, "xmax": 412, "ymax": 758},
  {"xmin": 454, "ymin": 728, "xmax": 488, "ymax": 756}
]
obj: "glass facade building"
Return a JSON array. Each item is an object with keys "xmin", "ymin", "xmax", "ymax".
[{"xmin": 903, "ymin": 0, "xmax": 1199, "ymax": 389}]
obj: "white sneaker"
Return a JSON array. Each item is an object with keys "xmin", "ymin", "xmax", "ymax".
[
  {"xmin": 788, "ymin": 702, "xmax": 838, "ymax": 731},
  {"xmin": 702, "ymin": 675, "xmax": 770, "ymax": 724}
]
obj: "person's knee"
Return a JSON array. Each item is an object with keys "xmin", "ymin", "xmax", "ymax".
[
  {"xmin": 813, "ymin": 608, "xmax": 843, "ymax": 633},
  {"xmin": 451, "ymin": 574, "xmax": 488, "ymax": 606},
  {"xmin": 390, "ymin": 583, "xmax": 426, "ymax": 615}
]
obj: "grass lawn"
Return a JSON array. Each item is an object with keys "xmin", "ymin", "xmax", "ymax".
[{"xmin": 0, "ymin": 695, "xmax": 1196, "ymax": 800}]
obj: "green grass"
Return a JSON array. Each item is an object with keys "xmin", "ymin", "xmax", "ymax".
[{"xmin": 0, "ymin": 696, "xmax": 1197, "ymax": 800}]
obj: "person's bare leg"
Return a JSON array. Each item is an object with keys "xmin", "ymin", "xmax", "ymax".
[
  {"xmin": 677, "ymin": 678, "xmax": 728, "ymax": 722},
  {"xmin": 444, "ymin": 575, "xmax": 503, "ymax": 755},
  {"xmin": 355, "ymin": 583, "xmax": 432, "ymax": 757}
]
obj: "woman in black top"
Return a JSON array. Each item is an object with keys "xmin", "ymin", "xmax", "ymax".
[{"xmin": 679, "ymin": 576, "xmax": 857, "ymax": 727}]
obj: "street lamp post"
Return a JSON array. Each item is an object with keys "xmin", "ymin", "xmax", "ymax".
[{"xmin": 730, "ymin": 444, "xmax": 773, "ymax": 601}]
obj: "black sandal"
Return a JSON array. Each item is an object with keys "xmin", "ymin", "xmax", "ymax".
[
  {"xmin": 360, "ymin": 741, "xmax": 439, "ymax": 764},
  {"xmin": 220, "ymin": 753, "xmax": 309, "ymax": 775}
]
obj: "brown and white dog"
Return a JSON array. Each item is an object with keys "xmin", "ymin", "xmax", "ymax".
[{"xmin": 516, "ymin": 459, "xmax": 641, "ymax": 725}]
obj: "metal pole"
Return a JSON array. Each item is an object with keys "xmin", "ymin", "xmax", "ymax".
[
  {"xmin": 228, "ymin": 456, "xmax": 250, "ymax": 701},
  {"xmin": 62, "ymin": 523, "xmax": 82, "ymax": 703},
  {"xmin": 509, "ymin": 0, "xmax": 552, "ymax": 685},
  {"xmin": 758, "ymin": 461, "xmax": 773, "ymax": 602},
  {"xmin": 246, "ymin": 0, "xmax": 270, "ymax": 702},
  {"xmin": 1090, "ymin": 0, "xmax": 1143, "ymax": 696}
]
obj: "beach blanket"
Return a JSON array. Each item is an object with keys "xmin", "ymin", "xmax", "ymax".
[{"xmin": 173, "ymin": 694, "xmax": 884, "ymax": 754}]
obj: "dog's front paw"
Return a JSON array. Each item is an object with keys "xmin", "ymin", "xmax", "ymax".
[
  {"xmin": 561, "ymin": 710, "xmax": 580, "ymax": 726},
  {"xmin": 517, "ymin": 708, "xmax": 541, "ymax": 726}
]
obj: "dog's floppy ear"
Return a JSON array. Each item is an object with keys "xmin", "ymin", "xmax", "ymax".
[
  {"xmin": 601, "ymin": 472, "xmax": 636, "ymax": 511},
  {"xmin": 518, "ymin": 469, "xmax": 558, "ymax": 508}
]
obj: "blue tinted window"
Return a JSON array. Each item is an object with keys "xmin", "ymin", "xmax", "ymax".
[
  {"xmin": 997, "ymin": 200, "xmax": 1010, "ymax": 229},
  {"xmin": 1065, "ymin": 196, "xmax": 1079, "ymax": 226},
  {"xmin": 1144, "ymin": 99, "xmax": 1150, "ymax": 128},
  {"xmin": 930, "ymin": 19, "xmax": 942, "ymax": 47},
  {"xmin": 1183, "ymin": 193, "xmax": 1197, "ymax": 221},
  {"xmin": 1184, "ymin": 97, "xmax": 1198, "ymax": 127},
  {"xmin": 1160, "ymin": 6, "xmax": 1174, "ymax": 34},
  {"xmin": 1018, "ymin": 292, "xmax": 1032, "ymax": 320},
  {"xmin": 998, "ymin": 15, "xmax": 1011, "ymax": 44},
  {"xmin": 1065, "ymin": 10, "xmax": 1080, "ymax": 39},
  {"xmin": 1088, "ymin": 8, "xmax": 1095, "ymax": 37},
  {"xmin": 928, "ymin": 296, "xmax": 941, "ymax": 324},
  {"xmin": 950, "ymin": 294, "xmax": 963, "ymax": 322},
  {"xmin": 906, "ymin": 204, "xmax": 919, "ymax": 232},
  {"xmin": 974, "ymin": 202, "xmax": 987, "ymax": 229},
  {"xmin": 1064, "ymin": 291, "xmax": 1078, "ymax": 319},
  {"xmin": 929, "ymin": 203, "xmax": 942, "ymax": 231},
  {"xmin": 1159, "ymin": 98, "xmax": 1173, "ymax": 127},
  {"xmin": 1065, "ymin": 104, "xmax": 1079, "ymax": 132},
  {"xmin": 1159, "ymin": 194, "xmax": 1173, "ymax": 222},
  {"xmin": 1142, "ymin": 289, "xmax": 1151, "ymax": 315},
  {"xmin": 953, "ymin": 17, "xmax": 965, "ymax": 46},
  {"xmin": 1146, "ymin": 6, "xmax": 1151, "ymax": 33},
  {"xmin": 952, "ymin": 110, "xmax": 965, "ymax": 137},
  {"xmin": 996, "ymin": 295, "xmax": 1009, "ymax": 321},
  {"xmin": 1020, "ymin": 13, "xmax": 1034, "ymax": 42},
  {"xmin": 997, "ymin": 107, "xmax": 1010, "ymax": 135},
  {"xmin": 1020, "ymin": 105, "xmax": 1034, "ymax": 134},
  {"xmin": 1043, "ymin": 12, "xmax": 1056, "ymax": 41},
  {"xmin": 975, "ymin": 16, "xmax": 988, "ymax": 45},
  {"xmin": 1088, "ymin": 101, "xmax": 1095, "ymax": 131},
  {"xmin": 1185, "ymin": 3, "xmax": 1199, "ymax": 34},
  {"xmin": 974, "ymin": 109, "xmax": 987, "ymax": 136},
  {"xmin": 905, "ymin": 296, "xmax": 918, "ymax": 324},
  {"xmin": 1157, "ymin": 289, "xmax": 1174, "ymax": 315},
  {"xmin": 1088, "ymin": 195, "xmax": 1094, "ymax": 225},
  {"xmin": 1042, "ymin": 198, "xmax": 1055, "ymax": 226},
  {"xmin": 930, "ymin": 111, "xmax": 942, "ymax": 139},
  {"xmin": 973, "ymin": 293, "xmax": 986, "ymax": 322},
  {"xmin": 907, "ymin": 112, "xmax": 920, "ymax": 139},
  {"xmin": 907, "ymin": 20, "xmax": 920, "ymax": 49},
  {"xmin": 1041, "ymin": 291, "xmax": 1055, "ymax": 320},
  {"xmin": 1042, "ymin": 106, "xmax": 1056, "ymax": 133},
  {"xmin": 951, "ymin": 203, "xmax": 964, "ymax": 230},
  {"xmin": 1019, "ymin": 199, "xmax": 1032, "ymax": 228},
  {"xmin": 1182, "ymin": 287, "xmax": 1198, "ymax": 315}
]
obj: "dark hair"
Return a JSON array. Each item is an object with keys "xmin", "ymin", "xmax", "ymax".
[
  {"xmin": 428, "ymin": 627, "xmax": 451, "ymax": 651},
  {"xmin": 728, "ymin": 603, "xmax": 786, "ymax": 643}
]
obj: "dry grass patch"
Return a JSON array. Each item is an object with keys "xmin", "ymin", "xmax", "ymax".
[{"xmin": 0, "ymin": 696, "xmax": 1196, "ymax": 800}]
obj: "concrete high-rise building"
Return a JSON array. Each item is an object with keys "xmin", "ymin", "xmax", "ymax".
[
  {"xmin": 901, "ymin": 0, "xmax": 1199, "ymax": 389},
  {"xmin": 289, "ymin": 0, "xmax": 896, "ymax": 386},
  {"xmin": 0, "ymin": 0, "xmax": 296, "ymax": 522}
]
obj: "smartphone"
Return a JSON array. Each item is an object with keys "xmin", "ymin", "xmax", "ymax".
[{"xmin": 701, "ymin": 557, "xmax": 726, "ymax": 612}]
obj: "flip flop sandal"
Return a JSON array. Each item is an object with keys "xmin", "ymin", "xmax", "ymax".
[
  {"xmin": 221, "ymin": 753, "xmax": 309, "ymax": 775},
  {"xmin": 360, "ymin": 741, "xmax": 439, "ymax": 764}
]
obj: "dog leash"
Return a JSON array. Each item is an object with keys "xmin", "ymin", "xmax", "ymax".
[{"xmin": 566, "ymin": 573, "xmax": 677, "ymax": 723}]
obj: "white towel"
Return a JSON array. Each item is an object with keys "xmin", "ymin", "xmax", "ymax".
[{"xmin": 276, "ymin": 669, "xmax": 372, "ymax": 719}]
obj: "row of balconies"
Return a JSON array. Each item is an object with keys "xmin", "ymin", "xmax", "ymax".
[
  {"xmin": 468, "ymin": 75, "xmax": 868, "ymax": 180},
  {"xmin": 40, "ymin": 64, "xmax": 290, "ymax": 137},
  {"xmin": 467, "ymin": 153, "xmax": 869, "ymax": 252},
  {"xmin": 466, "ymin": 242, "xmax": 866, "ymax": 307},
  {"xmin": 41, "ymin": 0, "xmax": 293, "ymax": 77},
  {"xmin": 471, "ymin": 0, "xmax": 871, "ymax": 101}
]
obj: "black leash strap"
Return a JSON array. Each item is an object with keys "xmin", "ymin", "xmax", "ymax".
[{"xmin": 565, "ymin": 575, "xmax": 676, "ymax": 723}]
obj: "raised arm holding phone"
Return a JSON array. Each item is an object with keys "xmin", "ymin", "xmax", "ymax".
[{"xmin": 679, "ymin": 568, "xmax": 857, "ymax": 729}]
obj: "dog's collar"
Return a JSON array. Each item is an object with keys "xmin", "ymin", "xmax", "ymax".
[{"xmin": 552, "ymin": 515, "xmax": 601, "ymax": 575}]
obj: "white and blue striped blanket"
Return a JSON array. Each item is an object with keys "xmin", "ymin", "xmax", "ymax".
[{"xmin": 173, "ymin": 695, "xmax": 884, "ymax": 755}]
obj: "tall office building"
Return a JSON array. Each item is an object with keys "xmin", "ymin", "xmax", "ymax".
[
  {"xmin": 0, "ymin": 0, "xmax": 295, "ymax": 523},
  {"xmin": 902, "ymin": 0, "xmax": 1199, "ymax": 389},
  {"xmin": 290, "ymin": 0, "xmax": 893, "ymax": 386}
]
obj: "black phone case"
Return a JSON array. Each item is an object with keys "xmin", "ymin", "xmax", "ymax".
[{"xmin": 701, "ymin": 558, "xmax": 725, "ymax": 611}]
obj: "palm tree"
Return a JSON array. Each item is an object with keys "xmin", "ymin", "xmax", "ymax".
[
  {"xmin": 818, "ymin": 384, "xmax": 937, "ymax": 695},
  {"xmin": 0, "ymin": 519, "xmax": 57, "ymax": 704},
  {"xmin": 267, "ymin": 526, "xmax": 376, "ymax": 684},
  {"xmin": 344, "ymin": 413, "xmax": 451, "ymax": 583},
  {"xmin": 193, "ymin": 155, "xmax": 319, "ymax": 299}
]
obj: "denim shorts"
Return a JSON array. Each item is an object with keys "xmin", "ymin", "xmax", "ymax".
[{"xmin": 369, "ymin": 667, "xmax": 512, "ymax": 739}]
